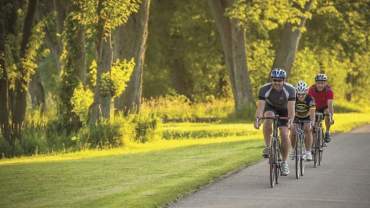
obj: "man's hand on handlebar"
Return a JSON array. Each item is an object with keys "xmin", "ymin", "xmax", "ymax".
[{"xmin": 254, "ymin": 117, "xmax": 261, "ymax": 129}]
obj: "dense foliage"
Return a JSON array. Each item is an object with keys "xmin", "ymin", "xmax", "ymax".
[{"xmin": 0, "ymin": 0, "xmax": 368, "ymax": 157}]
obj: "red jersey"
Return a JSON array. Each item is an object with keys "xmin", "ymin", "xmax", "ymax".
[{"xmin": 308, "ymin": 85, "xmax": 334, "ymax": 110}]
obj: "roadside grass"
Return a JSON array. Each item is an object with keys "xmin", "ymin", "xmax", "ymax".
[
  {"xmin": 0, "ymin": 138, "xmax": 263, "ymax": 208},
  {"xmin": 0, "ymin": 112, "xmax": 370, "ymax": 208}
]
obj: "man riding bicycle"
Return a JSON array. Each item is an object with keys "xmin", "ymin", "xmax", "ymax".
[
  {"xmin": 308, "ymin": 73, "xmax": 334, "ymax": 143},
  {"xmin": 254, "ymin": 68, "xmax": 296, "ymax": 176},
  {"xmin": 290, "ymin": 81, "xmax": 315, "ymax": 161}
]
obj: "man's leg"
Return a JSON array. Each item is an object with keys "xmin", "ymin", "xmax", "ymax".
[
  {"xmin": 262, "ymin": 111, "xmax": 274, "ymax": 158},
  {"xmin": 280, "ymin": 126, "xmax": 291, "ymax": 176},
  {"xmin": 304, "ymin": 123, "xmax": 313, "ymax": 160},
  {"xmin": 290, "ymin": 124, "xmax": 297, "ymax": 149},
  {"xmin": 324, "ymin": 109, "xmax": 332, "ymax": 142},
  {"xmin": 289, "ymin": 123, "xmax": 297, "ymax": 160},
  {"xmin": 280, "ymin": 126, "xmax": 291, "ymax": 161}
]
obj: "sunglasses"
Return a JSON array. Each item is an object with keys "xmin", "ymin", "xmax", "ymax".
[
  {"xmin": 272, "ymin": 79, "xmax": 284, "ymax": 82},
  {"xmin": 297, "ymin": 93, "xmax": 306, "ymax": 96}
]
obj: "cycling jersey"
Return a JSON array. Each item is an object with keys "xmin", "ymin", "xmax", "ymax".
[
  {"xmin": 308, "ymin": 85, "xmax": 333, "ymax": 110},
  {"xmin": 295, "ymin": 95, "xmax": 315, "ymax": 118},
  {"xmin": 258, "ymin": 82, "xmax": 296, "ymax": 127},
  {"xmin": 258, "ymin": 83, "xmax": 296, "ymax": 111}
]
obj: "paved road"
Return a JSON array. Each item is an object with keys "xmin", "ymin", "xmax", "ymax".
[{"xmin": 170, "ymin": 125, "xmax": 370, "ymax": 208}]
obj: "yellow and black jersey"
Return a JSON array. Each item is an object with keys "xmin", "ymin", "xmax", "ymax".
[{"xmin": 295, "ymin": 95, "xmax": 315, "ymax": 118}]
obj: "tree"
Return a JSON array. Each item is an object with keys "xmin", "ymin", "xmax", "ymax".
[
  {"xmin": 0, "ymin": 0, "xmax": 39, "ymax": 151},
  {"xmin": 59, "ymin": 1, "xmax": 87, "ymax": 130},
  {"xmin": 70, "ymin": 0, "xmax": 141, "ymax": 123},
  {"xmin": 208, "ymin": 0, "xmax": 254, "ymax": 113},
  {"xmin": 272, "ymin": 0, "xmax": 314, "ymax": 77},
  {"xmin": 114, "ymin": 0, "xmax": 151, "ymax": 115}
]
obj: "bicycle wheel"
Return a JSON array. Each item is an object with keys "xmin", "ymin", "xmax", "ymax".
[
  {"xmin": 313, "ymin": 130, "xmax": 318, "ymax": 167},
  {"xmin": 270, "ymin": 140, "xmax": 277, "ymax": 188},
  {"xmin": 300, "ymin": 136, "xmax": 305, "ymax": 176},
  {"xmin": 319, "ymin": 129, "xmax": 324, "ymax": 164},
  {"xmin": 276, "ymin": 140, "xmax": 281, "ymax": 183},
  {"xmin": 270, "ymin": 162, "xmax": 275, "ymax": 188},
  {"xmin": 295, "ymin": 139, "xmax": 299, "ymax": 179},
  {"xmin": 318, "ymin": 129, "xmax": 322, "ymax": 166}
]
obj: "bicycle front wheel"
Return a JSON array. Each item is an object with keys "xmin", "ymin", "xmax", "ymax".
[{"xmin": 295, "ymin": 142, "xmax": 299, "ymax": 179}]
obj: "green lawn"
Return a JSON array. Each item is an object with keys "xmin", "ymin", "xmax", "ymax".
[
  {"xmin": 1, "ymin": 112, "xmax": 370, "ymax": 208},
  {"xmin": 0, "ymin": 139, "xmax": 263, "ymax": 208}
]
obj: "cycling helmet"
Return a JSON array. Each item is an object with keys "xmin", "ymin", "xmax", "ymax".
[
  {"xmin": 315, "ymin": 73, "xmax": 328, "ymax": 81},
  {"xmin": 296, "ymin": 80, "xmax": 308, "ymax": 94},
  {"xmin": 271, "ymin": 68, "xmax": 287, "ymax": 79}
]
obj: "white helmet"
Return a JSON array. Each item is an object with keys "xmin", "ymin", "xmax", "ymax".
[{"xmin": 296, "ymin": 80, "xmax": 308, "ymax": 94}]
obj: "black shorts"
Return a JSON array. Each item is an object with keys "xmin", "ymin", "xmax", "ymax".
[
  {"xmin": 264, "ymin": 104, "xmax": 288, "ymax": 127},
  {"xmin": 294, "ymin": 116, "xmax": 310, "ymax": 122},
  {"xmin": 316, "ymin": 107, "xmax": 328, "ymax": 114},
  {"xmin": 316, "ymin": 107, "xmax": 328, "ymax": 121}
]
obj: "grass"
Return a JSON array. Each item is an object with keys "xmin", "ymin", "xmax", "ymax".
[
  {"xmin": 1, "ymin": 112, "xmax": 370, "ymax": 208},
  {"xmin": 0, "ymin": 138, "xmax": 263, "ymax": 208}
]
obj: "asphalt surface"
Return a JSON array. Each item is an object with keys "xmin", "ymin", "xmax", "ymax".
[{"xmin": 170, "ymin": 125, "xmax": 370, "ymax": 208}]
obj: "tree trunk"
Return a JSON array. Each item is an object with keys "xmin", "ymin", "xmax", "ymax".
[
  {"xmin": 272, "ymin": 0, "xmax": 314, "ymax": 77},
  {"xmin": 29, "ymin": 70, "xmax": 46, "ymax": 112},
  {"xmin": 0, "ymin": 15, "xmax": 11, "ymax": 144},
  {"xmin": 90, "ymin": 34, "xmax": 113, "ymax": 123},
  {"xmin": 11, "ymin": 0, "xmax": 38, "ymax": 140},
  {"xmin": 59, "ymin": 3, "xmax": 86, "ymax": 131},
  {"xmin": 114, "ymin": 0, "xmax": 151, "ymax": 115},
  {"xmin": 207, "ymin": 0, "xmax": 254, "ymax": 112}
]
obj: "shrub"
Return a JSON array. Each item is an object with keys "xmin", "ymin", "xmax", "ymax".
[
  {"xmin": 76, "ymin": 116, "xmax": 134, "ymax": 149},
  {"xmin": 132, "ymin": 114, "xmax": 162, "ymax": 143}
]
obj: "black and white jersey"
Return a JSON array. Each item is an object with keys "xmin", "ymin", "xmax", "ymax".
[{"xmin": 258, "ymin": 83, "xmax": 296, "ymax": 110}]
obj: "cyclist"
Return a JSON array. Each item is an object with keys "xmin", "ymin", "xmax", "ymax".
[
  {"xmin": 308, "ymin": 73, "xmax": 334, "ymax": 143},
  {"xmin": 254, "ymin": 68, "xmax": 296, "ymax": 176},
  {"xmin": 290, "ymin": 81, "xmax": 315, "ymax": 161}
]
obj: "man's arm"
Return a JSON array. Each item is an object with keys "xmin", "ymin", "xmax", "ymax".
[
  {"xmin": 327, "ymin": 99, "xmax": 334, "ymax": 115},
  {"xmin": 287, "ymin": 100, "xmax": 295, "ymax": 121},
  {"xmin": 254, "ymin": 100, "xmax": 265, "ymax": 129},
  {"xmin": 309, "ymin": 107, "xmax": 316, "ymax": 127},
  {"xmin": 328, "ymin": 99, "xmax": 334, "ymax": 123},
  {"xmin": 256, "ymin": 100, "xmax": 266, "ymax": 119}
]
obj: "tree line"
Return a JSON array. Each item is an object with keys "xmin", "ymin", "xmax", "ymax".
[{"xmin": 0, "ymin": 0, "xmax": 369, "ymax": 153}]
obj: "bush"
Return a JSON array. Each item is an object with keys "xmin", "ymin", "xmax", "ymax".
[
  {"xmin": 132, "ymin": 114, "xmax": 162, "ymax": 143},
  {"xmin": 76, "ymin": 116, "xmax": 134, "ymax": 149}
]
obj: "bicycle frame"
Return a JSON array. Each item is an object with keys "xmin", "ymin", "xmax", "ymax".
[{"xmin": 261, "ymin": 115, "xmax": 288, "ymax": 188}]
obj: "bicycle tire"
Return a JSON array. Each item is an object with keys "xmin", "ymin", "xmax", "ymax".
[
  {"xmin": 320, "ymin": 129, "xmax": 324, "ymax": 164},
  {"xmin": 270, "ymin": 162, "xmax": 275, "ymax": 188},
  {"xmin": 313, "ymin": 132, "xmax": 318, "ymax": 168},
  {"xmin": 270, "ymin": 139, "xmax": 277, "ymax": 188},
  {"xmin": 300, "ymin": 135, "xmax": 305, "ymax": 176},
  {"xmin": 295, "ymin": 140, "xmax": 299, "ymax": 179},
  {"xmin": 318, "ymin": 129, "xmax": 322, "ymax": 166}
]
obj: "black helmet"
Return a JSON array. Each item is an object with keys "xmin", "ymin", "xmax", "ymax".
[
  {"xmin": 271, "ymin": 68, "xmax": 287, "ymax": 79},
  {"xmin": 315, "ymin": 73, "xmax": 328, "ymax": 81}
]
